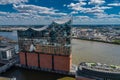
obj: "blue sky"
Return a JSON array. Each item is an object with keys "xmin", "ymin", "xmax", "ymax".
[{"xmin": 0, "ymin": 0, "xmax": 120, "ymax": 25}]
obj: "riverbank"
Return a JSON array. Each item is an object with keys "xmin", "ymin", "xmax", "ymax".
[{"xmin": 73, "ymin": 38, "xmax": 120, "ymax": 45}]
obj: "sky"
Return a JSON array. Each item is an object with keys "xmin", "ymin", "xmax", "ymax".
[{"xmin": 0, "ymin": 0, "xmax": 120, "ymax": 25}]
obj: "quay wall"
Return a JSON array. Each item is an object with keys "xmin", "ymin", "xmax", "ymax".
[{"xmin": 76, "ymin": 77, "xmax": 94, "ymax": 80}]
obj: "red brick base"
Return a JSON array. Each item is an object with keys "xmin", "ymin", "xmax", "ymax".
[
  {"xmin": 40, "ymin": 54, "xmax": 52, "ymax": 69},
  {"xmin": 54, "ymin": 55, "xmax": 72, "ymax": 72},
  {"xmin": 19, "ymin": 52, "xmax": 72, "ymax": 72},
  {"xmin": 26, "ymin": 53, "xmax": 38, "ymax": 67},
  {"xmin": 19, "ymin": 52, "xmax": 26, "ymax": 65}
]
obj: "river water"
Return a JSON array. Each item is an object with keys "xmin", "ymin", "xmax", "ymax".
[
  {"xmin": 72, "ymin": 39, "xmax": 120, "ymax": 65},
  {"xmin": 0, "ymin": 31, "xmax": 120, "ymax": 79},
  {"xmin": 1, "ymin": 67, "xmax": 70, "ymax": 80}
]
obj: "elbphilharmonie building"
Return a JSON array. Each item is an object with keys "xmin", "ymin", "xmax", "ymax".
[{"xmin": 17, "ymin": 17, "xmax": 72, "ymax": 73}]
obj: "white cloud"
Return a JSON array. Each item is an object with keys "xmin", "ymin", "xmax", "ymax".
[
  {"xmin": 0, "ymin": 3, "xmax": 68, "ymax": 25},
  {"xmin": 88, "ymin": 0, "xmax": 105, "ymax": 5},
  {"xmin": 0, "ymin": 11, "xmax": 120, "ymax": 25},
  {"xmin": 67, "ymin": 1, "xmax": 86, "ymax": 8},
  {"xmin": 108, "ymin": 3, "xmax": 120, "ymax": 6},
  {"xmin": 68, "ymin": 3, "xmax": 112, "ymax": 14},
  {"xmin": 70, "ymin": 11, "xmax": 78, "ymax": 14},
  {"xmin": 0, "ymin": 0, "xmax": 28, "ymax": 5},
  {"xmin": 67, "ymin": 0, "xmax": 111, "ymax": 14},
  {"xmin": 13, "ymin": 4, "xmax": 67, "ymax": 16},
  {"xmin": 73, "ymin": 15, "xmax": 120, "ymax": 25},
  {"xmin": 85, "ymin": 6, "xmax": 111, "ymax": 13},
  {"xmin": 0, "ymin": 11, "xmax": 8, "ymax": 15},
  {"xmin": 72, "ymin": 12, "xmax": 120, "ymax": 25},
  {"xmin": 74, "ymin": 16, "xmax": 90, "ymax": 19},
  {"xmin": 94, "ymin": 13, "xmax": 120, "ymax": 18},
  {"xmin": 0, "ymin": 12, "xmax": 54, "ymax": 25}
]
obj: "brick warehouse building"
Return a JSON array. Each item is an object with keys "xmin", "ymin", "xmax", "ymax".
[{"xmin": 17, "ymin": 18, "xmax": 72, "ymax": 73}]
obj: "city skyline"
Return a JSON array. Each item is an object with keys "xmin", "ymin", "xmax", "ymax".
[{"xmin": 0, "ymin": 0, "xmax": 120, "ymax": 25}]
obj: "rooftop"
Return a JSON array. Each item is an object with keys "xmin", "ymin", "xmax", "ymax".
[
  {"xmin": 0, "ymin": 44, "xmax": 14, "ymax": 51},
  {"xmin": 53, "ymin": 17, "xmax": 72, "ymax": 24}
]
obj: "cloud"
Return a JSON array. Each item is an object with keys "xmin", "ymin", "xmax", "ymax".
[
  {"xmin": 0, "ymin": 0, "xmax": 28, "ymax": 5},
  {"xmin": 67, "ymin": 0, "xmax": 111, "ymax": 15},
  {"xmin": 0, "ymin": 11, "xmax": 8, "ymax": 16},
  {"xmin": 67, "ymin": 1, "xmax": 86, "ymax": 8},
  {"xmin": 67, "ymin": 1, "xmax": 87, "ymax": 11},
  {"xmin": 88, "ymin": 0, "xmax": 105, "ymax": 5},
  {"xmin": 0, "ymin": 2, "xmax": 68, "ymax": 25},
  {"xmin": 94, "ymin": 13, "xmax": 120, "ymax": 18},
  {"xmin": 0, "ymin": 12, "xmax": 54, "ymax": 25},
  {"xmin": 0, "ymin": 0, "xmax": 119, "ymax": 25},
  {"xmin": 0, "ymin": 11, "xmax": 120, "ymax": 25},
  {"xmin": 70, "ymin": 11, "xmax": 78, "ymax": 14},
  {"xmin": 108, "ymin": 3, "xmax": 120, "ymax": 6},
  {"xmin": 73, "ymin": 15, "xmax": 120, "ymax": 25},
  {"xmin": 0, "ymin": 3, "xmax": 68, "ymax": 25},
  {"xmin": 13, "ymin": 4, "xmax": 67, "ymax": 16},
  {"xmin": 86, "ymin": 6, "xmax": 112, "ymax": 13},
  {"xmin": 68, "ymin": 2, "xmax": 112, "ymax": 14},
  {"xmin": 74, "ymin": 16, "xmax": 90, "ymax": 19}
]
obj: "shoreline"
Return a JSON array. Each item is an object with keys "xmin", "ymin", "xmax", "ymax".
[{"xmin": 73, "ymin": 38, "xmax": 120, "ymax": 45}]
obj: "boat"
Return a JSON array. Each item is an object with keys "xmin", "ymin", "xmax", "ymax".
[{"xmin": 76, "ymin": 62, "xmax": 120, "ymax": 80}]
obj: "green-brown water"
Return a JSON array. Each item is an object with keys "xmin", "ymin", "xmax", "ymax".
[{"xmin": 72, "ymin": 39, "xmax": 120, "ymax": 65}]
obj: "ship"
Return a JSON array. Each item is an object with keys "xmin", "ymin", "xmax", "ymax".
[{"xmin": 76, "ymin": 62, "xmax": 120, "ymax": 80}]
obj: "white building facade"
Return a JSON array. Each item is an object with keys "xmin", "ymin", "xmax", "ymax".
[{"xmin": 0, "ymin": 45, "xmax": 15, "ymax": 60}]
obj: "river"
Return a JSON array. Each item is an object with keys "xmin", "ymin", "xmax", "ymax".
[
  {"xmin": 1, "ymin": 67, "xmax": 71, "ymax": 80},
  {"xmin": 0, "ymin": 31, "xmax": 120, "ymax": 65},
  {"xmin": 72, "ymin": 39, "xmax": 120, "ymax": 65},
  {"xmin": 0, "ymin": 31, "xmax": 120, "ymax": 79}
]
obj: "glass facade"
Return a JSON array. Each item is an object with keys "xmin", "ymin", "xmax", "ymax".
[
  {"xmin": 1, "ymin": 51, "xmax": 7, "ymax": 59},
  {"xmin": 17, "ymin": 18, "xmax": 72, "ymax": 55}
]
